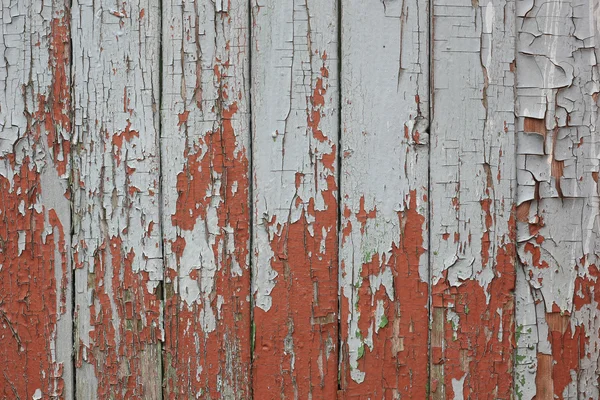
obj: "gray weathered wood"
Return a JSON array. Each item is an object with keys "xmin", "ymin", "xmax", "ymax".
[
  {"xmin": 516, "ymin": 1, "xmax": 600, "ymax": 398},
  {"xmin": 339, "ymin": 0, "xmax": 430, "ymax": 396},
  {"xmin": 250, "ymin": 0, "xmax": 340, "ymax": 397},
  {"xmin": 71, "ymin": 1, "xmax": 162, "ymax": 397},
  {"xmin": 430, "ymin": 0, "xmax": 517, "ymax": 397},
  {"xmin": 161, "ymin": 0, "xmax": 252, "ymax": 397}
]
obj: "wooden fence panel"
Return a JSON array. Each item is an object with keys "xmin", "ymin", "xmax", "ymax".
[
  {"xmin": 4, "ymin": 1, "xmax": 600, "ymax": 399},
  {"xmin": 339, "ymin": 0, "xmax": 430, "ymax": 397},
  {"xmin": 250, "ymin": 0, "xmax": 340, "ymax": 397},
  {"xmin": 71, "ymin": 1, "xmax": 162, "ymax": 398},
  {"xmin": 0, "ymin": 1, "xmax": 73, "ymax": 398},
  {"xmin": 161, "ymin": 0, "xmax": 252, "ymax": 398},
  {"xmin": 515, "ymin": 1, "xmax": 600, "ymax": 398},
  {"xmin": 429, "ymin": 0, "xmax": 517, "ymax": 397}
]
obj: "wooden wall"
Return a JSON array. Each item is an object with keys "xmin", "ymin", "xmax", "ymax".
[{"xmin": 1, "ymin": 0, "xmax": 599, "ymax": 399}]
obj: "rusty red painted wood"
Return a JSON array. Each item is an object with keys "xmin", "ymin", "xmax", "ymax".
[
  {"xmin": 0, "ymin": 2, "xmax": 73, "ymax": 398},
  {"xmin": 429, "ymin": 0, "xmax": 517, "ymax": 396},
  {"xmin": 3, "ymin": 1, "xmax": 600, "ymax": 399},
  {"xmin": 161, "ymin": 1, "xmax": 252, "ymax": 398},
  {"xmin": 71, "ymin": 2, "xmax": 162, "ymax": 398},
  {"xmin": 338, "ymin": 1, "xmax": 430, "ymax": 397},
  {"xmin": 514, "ymin": 0, "xmax": 600, "ymax": 395},
  {"xmin": 250, "ymin": 0, "xmax": 340, "ymax": 397}
]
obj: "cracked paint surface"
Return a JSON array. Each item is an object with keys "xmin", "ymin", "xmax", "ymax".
[
  {"xmin": 4, "ymin": 1, "xmax": 600, "ymax": 398},
  {"xmin": 339, "ymin": 0, "xmax": 430, "ymax": 397},
  {"xmin": 430, "ymin": 0, "xmax": 517, "ymax": 397},
  {"xmin": 0, "ymin": 1, "xmax": 73, "ymax": 398},
  {"xmin": 515, "ymin": 0, "xmax": 600, "ymax": 398},
  {"xmin": 71, "ymin": 1, "xmax": 162, "ymax": 398},
  {"xmin": 161, "ymin": 1, "xmax": 252, "ymax": 397},
  {"xmin": 251, "ymin": 0, "xmax": 339, "ymax": 397}
]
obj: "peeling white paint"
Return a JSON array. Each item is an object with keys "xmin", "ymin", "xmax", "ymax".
[
  {"xmin": 516, "ymin": 8, "xmax": 600, "ymax": 386},
  {"xmin": 251, "ymin": 0, "xmax": 338, "ymax": 319},
  {"xmin": 451, "ymin": 374, "xmax": 467, "ymax": 400},
  {"xmin": 72, "ymin": 0, "xmax": 162, "ymax": 394},
  {"xmin": 17, "ymin": 231, "xmax": 25, "ymax": 256}
]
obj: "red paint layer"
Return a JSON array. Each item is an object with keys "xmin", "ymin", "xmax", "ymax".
[
  {"xmin": 533, "ymin": 263, "xmax": 600, "ymax": 398},
  {"xmin": 431, "ymin": 213, "xmax": 516, "ymax": 398},
  {"xmin": 340, "ymin": 190, "xmax": 429, "ymax": 398},
  {"xmin": 165, "ymin": 98, "xmax": 251, "ymax": 398},
  {"xmin": 76, "ymin": 236, "xmax": 162, "ymax": 398},
  {"xmin": 252, "ymin": 54, "xmax": 339, "ymax": 398},
  {"xmin": 1, "ymin": 9, "xmax": 72, "ymax": 398},
  {"xmin": 253, "ymin": 177, "xmax": 339, "ymax": 399},
  {"xmin": 0, "ymin": 164, "xmax": 67, "ymax": 398}
]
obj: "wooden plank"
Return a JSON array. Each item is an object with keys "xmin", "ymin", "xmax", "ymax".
[
  {"xmin": 71, "ymin": 1, "xmax": 162, "ymax": 398},
  {"xmin": 339, "ymin": 1, "xmax": 429, "ymax": 397},
  {"xmin": 0, "ymin": 1, "xmax": 73, "ymax": 398},
  {"xmin": 161, "ymin": 1, "xmax": 252, "ymax": 398},
  {"xmin": 515, "ymin": 1, "xmax": 600, "ymax": 398},
  {"xmin": 429, "ymin": 0, "xmax": 516, "ymax": 398},
  {"xmin": 250, "ymin": 0, "xmax": 339, "ymax": 397}
]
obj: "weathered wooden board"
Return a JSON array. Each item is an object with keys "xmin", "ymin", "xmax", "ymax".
[
  {"xmin": 430, "ymin": 0, "xmax": 516, "ymax": 397},
  {"xmin": 515, "ymin": 1, "xmax": 600, "ymax": 398},
  {"xmin": 161, "ymin": 0, "xmax": 252, "ymax": 398},
  {"xmin": 250, "ymin": 0, "xmax": 339, "ymax": 397},
  {"xmin": 339, "ymin": 0, "xmax": 430, "ymax": 397},
  {"xmin": 0, "ymin": 1, "xmax": 73, "ymax": 398},
  {"xmin": 71, "ymin": 1, "xmax": 162, "ymax": 398}
]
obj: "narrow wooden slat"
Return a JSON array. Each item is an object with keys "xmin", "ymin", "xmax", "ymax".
[
  {"xmin": 339, "ymin": 1, "xmax": 430, "ymax": 397},
  {"xmin": 161, "ymin": 1, "xmax": 252, "ymax": 398},
  {"xmin": 429, "ymin": 0, "xmax": 516, "ymax": 397},
  {"xmin": 250, "ymin": 0, "xmax": 339, "ymax": 397},
  {"xmin": 71, "ymin": 1, "xmax": 162, "ymax": 397},
  {"xmin": 0, "ymin": 1, "xmax": 73, "ymax": 398},
  {"xmin": 515, "ymin": 2, "xmax": 600, "ymax": 398}
]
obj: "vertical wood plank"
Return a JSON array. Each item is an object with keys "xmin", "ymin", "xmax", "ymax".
[
  {"xmin": 429, "ymin": 0, "xmax": 516, "ymax": 398},
  {"xmin": 71, "ymin": 1, "xmax": 162, "ymax": 398},
  {"xmin": 339, "ymin": 1, "xmax": 430, "ymax": 397},
  {"xmin": 0, "ymin": 1, "xmax": 73, "ymax": 398},
  {"xmin": 250, "ymin": 0, "xmax": 339, "ymax": 397},
  {"xmin": 515, "ymin": 1, "xmax": 600, "ymax": 398},
  {"xmin": 161, "ymin": 1, "xmax": 252, "ymax": 398}
]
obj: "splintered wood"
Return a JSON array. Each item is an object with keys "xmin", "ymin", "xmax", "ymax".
[{"xmin": 1, "ymin": 0, "xmax": 600, "ymax": 399}]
